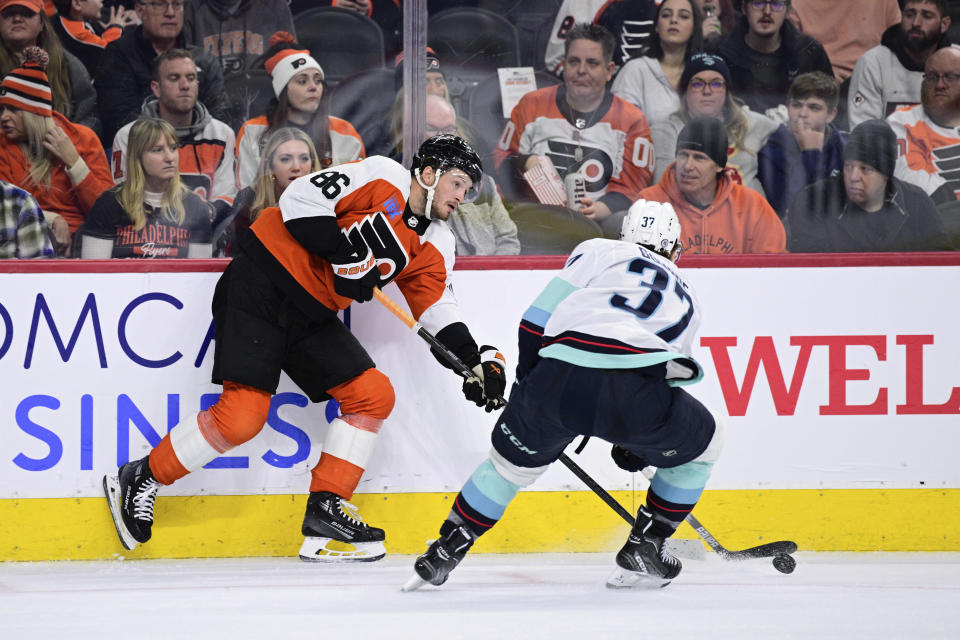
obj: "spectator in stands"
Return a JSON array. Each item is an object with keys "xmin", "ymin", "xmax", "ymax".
[
  {"xmin": 79, "ymin": 118, "xmax": 212, "ymax": 258},
  {"xmin": 544, "ymin": 0, "xmax": 658, "ymax": 73},
  {"xmin": 182, "ymin": 0, "xmax": 294, "ymax": 85},
  {"xmin": 0, "ymin": 0, "xmax": 99, "ymax": 132},
  {"xmin": 788, "ymin": 119, "xmax": 951, "ymax": 252},
  {"xmin": 51, "ymin": 0, "xmax": 137, "ymax": 77},
  {"xmin": 641, "ymin": 117, "xmax": 785, "ymax": 254},
  {"xmin": 495, "ymin": 23, "xmax": 653, "ymax": 231},
  {"xmin": 848, "ymin": 0, "xmax": 952, "ymax": 129},
  {"xmin": 888, "ymin": 47, "xmax": 960, "ymax": 205},
  {"xmin": 0, "ymin": 178, "xmax": 54, "ymax": 257},
  {"xmin": 96, "ymin": 0, "xmax": 230, "ymax": 146},
  {"xmin": 112, "ymin": 49, "xmax": 237, "ymax": 220},
  {"xmin": 788, "ymin": 0, "xmax": 900, "ymax": 84},
  {"xmin": 652, "ymin": 52, "xmax": 778, "ymax": 195},
  {"xmin": 394, "ymin": 48, "xmax": 448, "ymax": 100},
  {"xmin": 612, "ymin": 0, "xmax": 704, "ymax": 127},
  {"xmin": 0, "ymin": 47, "xmax": 112, "ymax": 254},
  {"xmin": 216, "ymin": 127, "xmax": 320, "ymax": 257},
  {"xmin": 235, "ymin": 32, "xmax": 364, "ymax": 189},
  {"xmin": 757, "ymin": 71, "xmax": 845, "ymax": 218},
  {"xmin": 421, "ymin": 95, "xmax": 519, "ymax": 257},
  {"xmin": 693, "ymin": 0, "xmax": 737, "ymax": 46},
  {"xmin": 710, "ymin": 0, "xmax": 832, "ymax": 115}
]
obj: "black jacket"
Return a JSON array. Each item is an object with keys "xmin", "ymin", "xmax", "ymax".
[
  {"xmin": 787, "ymin": 175, "xmax": 953, "ymax": 252},
  {"xmin": 95, "ymin": 25, "xmax": 231, "ymax": 144},
  {"xmin": 712, "ymin": 16, "xmax": 833, "ymax": 114}
]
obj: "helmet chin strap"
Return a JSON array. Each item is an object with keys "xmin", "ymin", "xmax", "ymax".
[{"xmin": 414, "ymin": 167, "xmax": 444, "ymax": 220}]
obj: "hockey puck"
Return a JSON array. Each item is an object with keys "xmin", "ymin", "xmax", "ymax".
[{"xmin": 772, "ymin": 554, "xmax": 796, "ymax": 574}]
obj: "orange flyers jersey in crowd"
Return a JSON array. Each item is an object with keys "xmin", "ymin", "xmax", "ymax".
[
  {"xmin": 888, "ymin": 104, "xmax": 960, "ymax": 200},
  {"xmin": 248, "ymin": 156, "xmax": 463, "ymax": 333},
  {"xmin": 234, "ymin": 115, "xmax": 366, "ymax": 189},
  {"xmin": 494, "ymin": 85, "xmax": 654, "ymax": 202},
  {"xmin": 639, "ymin": 163, "xmax": 786, "ymax": 255}
]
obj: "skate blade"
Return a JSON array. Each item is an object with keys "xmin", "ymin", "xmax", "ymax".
[
  {"xmin": 605, "ymin": 566, "xmax": 672, "ymax": 590},
  {"xmin": 102, "ymin": 474, "xmax": 138, "ymax": 551},
  {"xmin": 401, "ymin": 574, "xmax": 428, "ymax": 592},
  {"xmin": 298, "ymin": 537, "xmax": 386, "ymax": 563}
]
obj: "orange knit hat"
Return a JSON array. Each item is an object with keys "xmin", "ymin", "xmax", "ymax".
[
  {"xmin": 263, "ymin": 32, "xmax": 324, "ymax": 98},
  {"xmin": 0, "ymin": 46, "xmax": 53, "ymax": 118}
]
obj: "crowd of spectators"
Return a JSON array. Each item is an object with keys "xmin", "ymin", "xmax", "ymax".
[{"xmin": 0, "ymin": 0, "xmax": 957, "ymax": 260}]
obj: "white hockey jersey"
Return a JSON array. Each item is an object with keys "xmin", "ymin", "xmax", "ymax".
[
  {"xmin": 888, "ymin": 103, "xmax": 960, "ymax": 199},
  {"xmin": 521, "ymin": 238, "xmax": 703, "ymax": 384}
]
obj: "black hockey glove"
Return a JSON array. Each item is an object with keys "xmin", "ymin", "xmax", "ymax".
[
  {"xmin": 462, "ymin": 345, "xmax": 507, "ymax": 412},
  {"xmin": 611, "ymin": 445, "xmax": 648, "ymax": 472},
  {"xmin": 331, "ymin": 245, "xmax": 381, "ymax": 303}
]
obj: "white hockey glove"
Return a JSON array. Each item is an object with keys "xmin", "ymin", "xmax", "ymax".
[{"xmin": 462, "ymin": 345, "xmax": 507, "ymax": 412}]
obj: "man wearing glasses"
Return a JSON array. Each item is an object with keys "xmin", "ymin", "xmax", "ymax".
[
  {"xmin": 888, "ymin": 47, "xmax": 960, "ymax": 205},
  {"xmin": 95, "ymin": 0, "xmax": 230, "ymax": 144},
  {"xmin": 710, "ymin": 0, "xmax": 832, "ymax": 114},
  {"xmin": 848, "ymin": 0, "xmax": 952, "ymax": 128}
]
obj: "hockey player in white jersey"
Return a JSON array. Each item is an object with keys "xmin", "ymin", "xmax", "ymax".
[{"xmin": 406, "ymin": 199, "xmax": 725, "ymax": 590}]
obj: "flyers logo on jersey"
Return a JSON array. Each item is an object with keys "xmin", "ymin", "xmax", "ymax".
[
  {"xmin": 545, "ymin": 140, "xmax": 614, "ymax": 193},
  {"xmin": 341, "ymin": 212, "xmax": 409, "ymax": 282}
]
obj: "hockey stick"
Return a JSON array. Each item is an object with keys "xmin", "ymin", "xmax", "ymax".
[{"xmin": 372, "ymin": 287, "xmax": 796, "ymax": 565}]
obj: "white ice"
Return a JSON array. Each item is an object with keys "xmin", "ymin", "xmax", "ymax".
[{"xmin": 2, "ymin": 552, "xmax": 959, "ymax": 639}]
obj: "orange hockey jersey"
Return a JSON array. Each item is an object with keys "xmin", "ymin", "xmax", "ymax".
[
  {"xmin": 247, "ymin": 156, "xmax": 462, "ymax": 332},
  {"xmin": 493, "ymin": 84, "xmax": 654, "ymax": 206}
]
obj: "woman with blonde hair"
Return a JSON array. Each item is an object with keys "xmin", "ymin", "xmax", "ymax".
[
  {"xmin": 0, "ymin": 0, "xmax": 98, "ymax": 131},
  {"xmin": 79, "ymin": 118, "xmax": 212, "ymax": 258},
  {"xmin": 0, "ymin": 46, "xmax": 111, "ymax": 253},
  {"xmin": 651, "ymin": 52, "xmax": 778, "ymax": 195},
  {"xmin": 235, "ymin": 32, "xmax": 363, "ymax": 189},
  {"xmin": 217, "ymin": 126, "xmax": 320, "ymax": 256}
]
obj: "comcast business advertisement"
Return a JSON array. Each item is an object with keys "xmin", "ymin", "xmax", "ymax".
[{"xmin": 1, "ymin": 263, "xmax": 958, "ymax": 500}]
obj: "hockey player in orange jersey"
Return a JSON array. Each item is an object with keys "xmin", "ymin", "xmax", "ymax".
[{"xmin": 103, "ymin": 135, "xmax": 508, "ymax": 562}]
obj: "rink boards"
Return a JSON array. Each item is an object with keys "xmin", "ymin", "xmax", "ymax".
[{"xmin": 1, "ymin": 254, "xmax": 958, "ymax": 560}]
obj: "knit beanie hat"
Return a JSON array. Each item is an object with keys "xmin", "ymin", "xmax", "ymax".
[
  {"xmin": 677, "ymin": 117, "xmax": 729, "ymax": 168},
  {"xmin": 844, "ymin": 119, "xmax": 897, "ymax": 178},
  {"xmin": 0, "ymin": 46, "xmax": 52, "ymax": 118},
  {"xmin": 264, "ymin": 32, "xmax": 324, "ymax": 99},
  {"xmin": 393, "ymin": 47, "xmax": 443, "ymax": 91},
  {"xmin": 679, "ymin": 52, "xmax": 732, "ymax": 93}
]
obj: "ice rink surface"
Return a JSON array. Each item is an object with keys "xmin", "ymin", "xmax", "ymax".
[{"xmin": 2, "ymin": 552, "xmax": 959, "ymax": 639}]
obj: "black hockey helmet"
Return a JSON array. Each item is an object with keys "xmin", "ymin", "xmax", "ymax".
[{"xmin": 411, "ymin": 134, "xmax": 483, "ymax": 188}]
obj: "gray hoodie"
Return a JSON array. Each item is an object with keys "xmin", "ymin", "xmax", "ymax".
[
  {"xmin": 183, "ymin": 0, "xmax": 296, "ymax": 78},
  {"xmin": 111, "ymin": 98, "xmax": 238, "ymax": 214}
]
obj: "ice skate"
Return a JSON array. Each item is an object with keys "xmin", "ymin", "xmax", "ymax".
[
  {"xmin": 607, "ymin": 507, "xmax": 682, "ymax": 589},
  {"xmin": 298, "ymin": 491, "xmax": 386, "ymax": 562},
  {"xmin": 403, "ymin": 520, "xmax": 474, "ymax": 591},
  {"xmin": 103, "ymin": 455, "xmax": 161, "ymax": 551}
]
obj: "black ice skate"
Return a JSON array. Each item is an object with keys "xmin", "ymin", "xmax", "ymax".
[
  {"xmin": 299, "ymin": 491, "xmax": 386, "ymax": 562},
  {"xmin": 103, "ymin": 455, "xmax": 161, "ymax": 551},
  {"xmin": 402, "ymin": 520, "xmax": 475, "ymax": 592},
  {"xmin": 607, "ymin": 506, "xmax": 682, "ymax": 589}
]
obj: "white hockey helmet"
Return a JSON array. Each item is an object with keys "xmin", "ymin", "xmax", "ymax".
[{"xmin": 620, "ymin": 199, "xmax": 682, "ymax": 259}]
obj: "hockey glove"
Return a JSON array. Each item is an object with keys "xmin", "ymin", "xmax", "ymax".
[
  {"xmin": 611, "ymin": 445, "xmax": 648, "ymax": 472},
  {"xmin": 462, "ymin": 345, "xmax": 507, "ymax": 412},
  {"xmin": 331, "ymin": 245, "xmax": 381, "ymax": 303}
]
